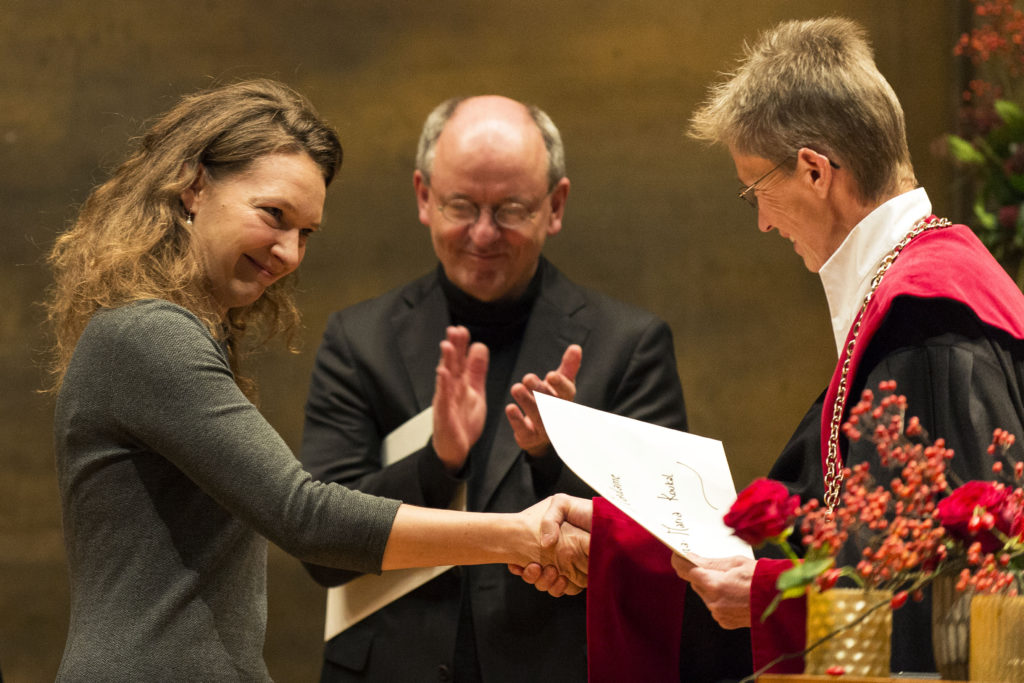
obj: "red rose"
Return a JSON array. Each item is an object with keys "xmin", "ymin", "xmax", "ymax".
[
  {"xmin": 937, "ymin": 480, "xmax": 1020, "ymax": 553},
  {"xmin": 724, "ymin": 478, "xmax": 799, "ymax": 547}
]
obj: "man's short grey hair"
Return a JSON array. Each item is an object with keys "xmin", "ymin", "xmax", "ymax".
[
  {"xmin": 689, "ymin": 17, "xmax": 916, "ymax": 203},
  {"xmin": 415, "ymin": 97, "xmax": 566, "ymax": 191}
]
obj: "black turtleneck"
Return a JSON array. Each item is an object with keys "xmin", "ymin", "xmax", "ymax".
[
  {"xmin": 439, "ymin": 259, "xmax": 545, "ymax": 683},
  {"xmin": 437, "ymin": 258, "xmax": 543, "ymax": 509},
  {"xmin": 439, "ymin": 261, "xmax": 541, "ymax": 350}
]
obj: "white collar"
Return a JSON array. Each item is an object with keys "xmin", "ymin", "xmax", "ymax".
[{"xmin": 818, "ymin": 187, "xmax": 932, "ymax": 356}]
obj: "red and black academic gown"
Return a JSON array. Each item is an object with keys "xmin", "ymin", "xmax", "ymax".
[
  {"xmin": 753, "ymin": 222, "xmax": 1024, "ymax": 673},
  {"xmin": 588, "ymin": 223, "xmax": 1024, "ymax": 680}
]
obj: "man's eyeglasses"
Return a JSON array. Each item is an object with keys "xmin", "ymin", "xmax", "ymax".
[
  {"xmin": 737, "ymin": 156, "xmax": 840, "ymax": 209},
  {"xmin": 436, "ymin": 192, "xmax": 551, "ymax": 231}
]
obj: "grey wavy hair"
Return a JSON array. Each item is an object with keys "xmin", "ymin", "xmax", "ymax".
[
  {"xmin": 415, "ymin": 97, "xmax": 566, "ymax": 191},
  {"xmin": 689, "ymin": 17, "xmax": 917, "ymax": 203}
]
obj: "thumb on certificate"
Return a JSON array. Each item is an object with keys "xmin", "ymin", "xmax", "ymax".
[{"xmin": 671, "ymin": 552, "xmax": 701, "ymax": 580}]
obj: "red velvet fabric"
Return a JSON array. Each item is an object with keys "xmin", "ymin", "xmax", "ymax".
[
  {"xmin": 587, "ymin": 497, "xmax": 687, "ymax": 683},
  {"xmin": 750, "ymin": 558, "xmax": 806, "ymax": 674}
]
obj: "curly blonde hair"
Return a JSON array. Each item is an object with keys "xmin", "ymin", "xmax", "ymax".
[{"xmin": 45, "ymin": 79, "xmax": 342, "ymax": 396}]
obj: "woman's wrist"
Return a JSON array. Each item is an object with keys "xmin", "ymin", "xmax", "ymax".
[{"xmin": 382, "ymin": 506, "xmax": 536, "ymax": 569}]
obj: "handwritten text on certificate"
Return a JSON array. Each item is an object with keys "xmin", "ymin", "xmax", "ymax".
[{"xmin": 535, "ymin": 393, "xmax": 753, "ymax": 560}]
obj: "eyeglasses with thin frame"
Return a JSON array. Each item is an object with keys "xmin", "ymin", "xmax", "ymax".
[
  {"xmin": 737, "ymin": 156, "xmax": 840, "ymax": 209},
  {"xmin": 435, "ymin": 190, "xmax": 552, "ymax": 231}
]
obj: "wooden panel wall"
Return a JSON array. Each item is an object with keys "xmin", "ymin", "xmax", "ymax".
[{"xmin": 0, "ymin": 1, "xmax": 966, "ymax": 679}]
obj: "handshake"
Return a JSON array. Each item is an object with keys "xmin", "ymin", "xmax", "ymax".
[{"xmin": 509, "ymin": 494, "xmax": 593, "ymax": 597}]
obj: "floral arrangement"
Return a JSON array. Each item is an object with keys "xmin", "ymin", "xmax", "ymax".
[
  {"xmin": 725, "ymin": 380, "xmax": 1024, "ymax": 622},
  {"xmin": 947, "ymin": 0, "xmax": 1024, "ymax": 287}
]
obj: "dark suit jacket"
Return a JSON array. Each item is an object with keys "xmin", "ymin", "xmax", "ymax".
[{"xmin": 301, "ymin": 259, "xmax": 687, "ymax": 682}]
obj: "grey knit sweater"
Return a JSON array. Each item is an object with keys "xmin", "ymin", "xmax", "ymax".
[{"xmin": 53, "ymin": 300, "xmax": 400, "ymax": 681}]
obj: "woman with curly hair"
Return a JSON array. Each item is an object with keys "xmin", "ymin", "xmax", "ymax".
[{"xmin": 46, "ymin": 79, "xmax": 588, "ymax": 681}]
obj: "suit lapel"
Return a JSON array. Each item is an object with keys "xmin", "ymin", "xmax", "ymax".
[
  {"xmin": 475, "ymin": 265, "xmax": 591, "ymax": 510},
  {"xmin": 393, "ymin": 273, "xmax": 450, "ymax": 411}
]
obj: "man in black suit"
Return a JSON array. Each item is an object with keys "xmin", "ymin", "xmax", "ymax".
[{"xmin": 300, "ymin": 95, "xmax": 687, "ymax": 682}]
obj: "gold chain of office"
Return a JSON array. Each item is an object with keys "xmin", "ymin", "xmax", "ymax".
[{"xmin": 823, "ymin": 215, "xmax": 952, "ymax": 513}]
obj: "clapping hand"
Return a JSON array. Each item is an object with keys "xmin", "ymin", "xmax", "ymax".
[
  {"xmin": 506, "ymin": 344, "xmax": 582, "ymax": 457},
  {"xmin": 432, "ymin": 326, "xmax": 488, "ymax": 473}
]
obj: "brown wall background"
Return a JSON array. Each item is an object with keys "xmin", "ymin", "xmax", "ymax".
[{"xmin": 1, "ymin": 1, "xmax": 969, "ymax": 680}]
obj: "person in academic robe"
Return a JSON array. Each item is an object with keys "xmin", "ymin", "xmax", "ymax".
[
  {"xmin": 583, "ymin": 16, "xmax": 1024, "ymax": 680},
  {"xmin": 299, "ymin": 95, "xmax": 710, "ymax": 682}
]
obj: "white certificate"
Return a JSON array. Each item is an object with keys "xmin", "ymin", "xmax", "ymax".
[{"xmin": 535, "ymin": 393, "xmax": 752, "ymax": 560}]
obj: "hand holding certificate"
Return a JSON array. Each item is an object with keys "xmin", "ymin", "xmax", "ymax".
[{"xmin": 534, "ymin": 392, "xmax": 752, "ymax": 561}]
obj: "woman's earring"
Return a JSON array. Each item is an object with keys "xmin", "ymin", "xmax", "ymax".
[{"xmin": 186, "ymin": 212, "xmax": 194, "ymax": 226}]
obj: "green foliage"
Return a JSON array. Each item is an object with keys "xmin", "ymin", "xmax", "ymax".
[
  {"xmin": 950, "ymin": 100, "xmax": 1024, "ymax": 287},
  {"xmin": 776, "ymin": 557, "xmax": 836, "ymax": 593},
  {"xmin": 948, "ymin": 134, "xmax": 987, "ymax": 164}
]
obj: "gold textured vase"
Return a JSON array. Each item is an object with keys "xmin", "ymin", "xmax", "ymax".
[
  {"xmin": 804, "ymin": 587, "xmax": 892, "ymax": 677},
  {"xmin": 969, "ymin": 594, "xmax": 1024, "ymax": 682},
  {"xmin": 931, "ymin": 573, "xmax": 972, "ymax": 680}
]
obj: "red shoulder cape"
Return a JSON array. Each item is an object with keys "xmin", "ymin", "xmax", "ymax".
[{"xmin": 819, "ymin": 223, "xmax": 1024, "ymax": 476}]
